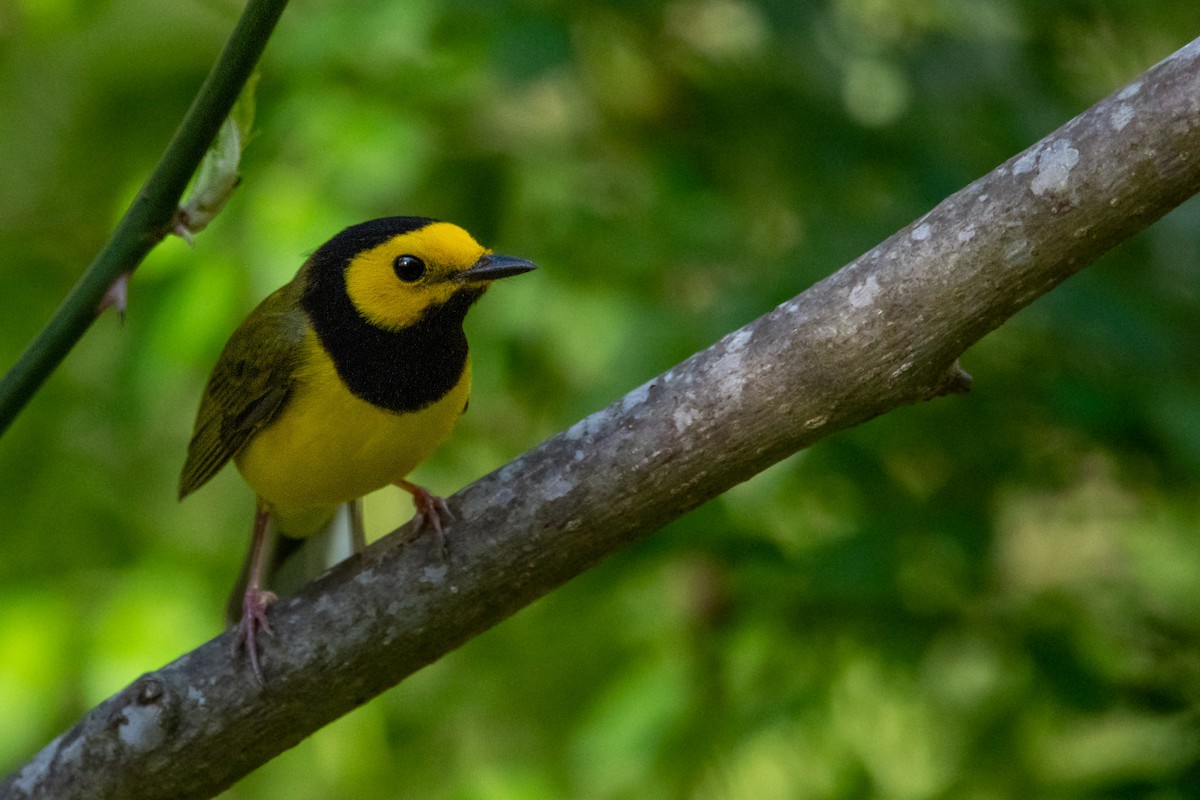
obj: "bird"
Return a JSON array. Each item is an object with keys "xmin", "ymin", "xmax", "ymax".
[{"xmin": 178, "ymin": 216, "xmax": 536, "ymax": 681}]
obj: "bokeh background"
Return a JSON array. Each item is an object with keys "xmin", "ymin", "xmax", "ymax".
[{"xmin": 3, "ymin": 0, "xmax": 1200, "ymax": 797}]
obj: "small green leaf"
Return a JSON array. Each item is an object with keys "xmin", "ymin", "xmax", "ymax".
[{"xmin": 175, "ymin": 73, "xmax": 259, "ymax": 241}]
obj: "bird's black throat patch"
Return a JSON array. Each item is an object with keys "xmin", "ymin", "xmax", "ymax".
[{"xmin": 302, "ymin": 271, "xmax": 482, "ymax": 413}]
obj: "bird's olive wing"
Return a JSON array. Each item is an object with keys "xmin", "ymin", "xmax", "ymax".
[{"xmin": 178, "ymin": 284, "xmax": 309, "ymax": 499}]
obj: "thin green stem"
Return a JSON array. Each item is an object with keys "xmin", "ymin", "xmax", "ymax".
[{"xmin": 0, "ymin": 0, "xmax": 290, "ymax": 438}]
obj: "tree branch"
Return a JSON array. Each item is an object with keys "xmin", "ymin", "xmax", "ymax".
[
  {"xmin": 5, "ymin": 35, "xmax": 1200, "ymax": 800},
  {"xmin": 0, "ymin": 0, "xmax": 289, "ymax": 438}
]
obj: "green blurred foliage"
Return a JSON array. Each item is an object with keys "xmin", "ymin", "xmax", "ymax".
[{"xmin": 2, "ymin": 0, "xmax": 1200, "ymax": 797}]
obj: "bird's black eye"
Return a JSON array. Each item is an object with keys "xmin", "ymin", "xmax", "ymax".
[{"xmin": 393, "ymin": 255, "xmax": 426, "ymax": 283}]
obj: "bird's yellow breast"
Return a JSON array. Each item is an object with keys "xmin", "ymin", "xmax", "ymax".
[{"xmin": 234, "ymin": 331, "xmax": 471, "ymax": 537}]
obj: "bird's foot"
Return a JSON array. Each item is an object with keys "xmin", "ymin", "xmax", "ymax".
[
  {"xmin": 397, "ymin": 480, "xmax": 453, "ymax": 557},
  {"xmin": 233, "ymin": 586, "xmax": 277, "ymax": 684}
]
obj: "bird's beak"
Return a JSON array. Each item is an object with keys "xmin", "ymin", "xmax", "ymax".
[{"xmin": 461, "ymin": 253, "xmax": 537, "ymax": 282}]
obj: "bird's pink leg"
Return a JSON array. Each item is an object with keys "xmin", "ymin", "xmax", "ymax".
[{"xmin": 233, "ymin": 503, "xmax": 277, "ymax": 683}]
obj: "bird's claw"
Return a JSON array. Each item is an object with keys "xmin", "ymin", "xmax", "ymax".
[
  {"xmin": 407, "ymin": 485, "xmax": 453, "ymax": 557},
  {"xmin": 233, "ymin": 586, "xmax": 277, "ymax": 684}
]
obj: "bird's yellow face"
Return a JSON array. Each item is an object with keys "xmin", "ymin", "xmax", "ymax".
[
  {"xmin": 343, "ymin": 222, "xmax": 488, "ymax": 331},
  {"xmin": 300, "ymin": 215, "xmax": 535, "ymax": 354}
]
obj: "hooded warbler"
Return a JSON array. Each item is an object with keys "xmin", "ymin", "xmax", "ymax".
[{"xmin": 179, "ymin": 216, "xmax": 535, "ymax": 680}]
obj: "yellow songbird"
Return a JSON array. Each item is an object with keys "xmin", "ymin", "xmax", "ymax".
[{"xmin": 178, "ymin": 216, "xmax": 535, "ymax": 680}]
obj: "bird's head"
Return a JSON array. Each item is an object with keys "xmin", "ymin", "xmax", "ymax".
[{"xmin": 302, "ymin": 216, "xmax": 536, "ymax": 331}]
